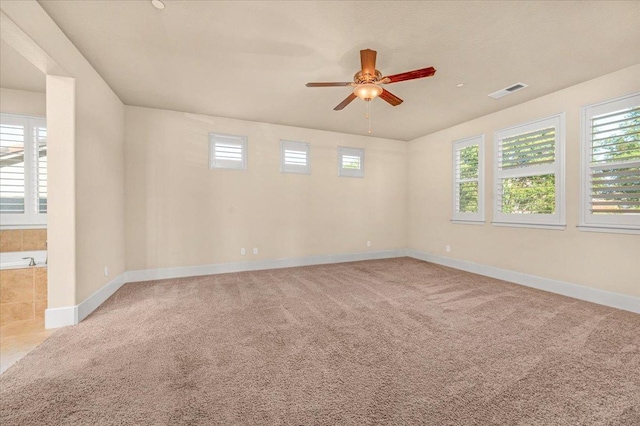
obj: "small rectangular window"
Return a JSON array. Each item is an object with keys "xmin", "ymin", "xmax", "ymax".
[
  {"xmin": 452, "ymin": 135, "xmax": 484, "ymax": 223},
  {"xmin": 209, "ymin": 133, "xmax": 247, "ymax": 170},
  {"xmin": 280, "ymin": 140, "xmax": 310, "ymax": 174},
  {"xmin": 338, "ymin": 147, "xmax": 364, "ymax": 178},
  {"xmin": 494, "ymin": 113, "xmax": 565, "ymax": 228},
  {"xmin": 580, "ymin": 92, "xmax": 640, "ymax": 233},
  {"xmin": 0, "ymin": 113, "xmax": 47, "ymax": 226}
]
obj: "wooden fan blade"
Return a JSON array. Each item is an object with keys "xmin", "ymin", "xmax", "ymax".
[
  {"xmin": 306, "ymin": 82, "xmax": 352, "ymax": 87},
  {"xmin": 383, "ymin": 66, "xmax": 436, "ymax": 83},
  {"xmin": 379, "ymin": 89, "xmax": 403, "ymax": 106},
  {"xmin": 334, "ymin": 93, "xmax": 357, "ymax": 111},
  {"xmin": 360, "ymin": 49, "xmax": 377, "ymax": 78}
]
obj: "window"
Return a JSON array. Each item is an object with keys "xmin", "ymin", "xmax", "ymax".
[
  {"xmin": 452, "ymin": 135, "xmax": 484, "ymax": 223},
  {"xmin": 580, "ymin": 92, "xmax": 640, "ymax": 233},
  {"xmin": 493, "ymin": 113, "xmax": 565, "ymax": 228},
  {"xmin": 209, "ymin": 133, "xmax": 247, "ymax": 170},
  {"xmin": 280, "ymin": 140, "xmax": 310, "ymax": 174},
  {"xmin": 0, "ymin": 113, "xmax": 47, "ymax": 226},
  {"xmin": 338, "ymin": 147, "xmax": 364, "ymax": 178}
]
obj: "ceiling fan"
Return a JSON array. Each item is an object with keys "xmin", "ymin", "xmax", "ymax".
[{"xmin": 306, "ymin": 49, "xmax": 436, "ymax": 111}]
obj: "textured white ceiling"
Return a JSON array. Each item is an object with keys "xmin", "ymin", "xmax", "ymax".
[
  {"xmin": 38, "ymin": 0, "xmax": 640, "ymax": 140},
  {"xmin": 0, "ymin": 39, "xmax": 46, "ymax": 93}
]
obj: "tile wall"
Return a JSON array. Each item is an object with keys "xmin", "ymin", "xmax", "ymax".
[
  {"xmin": 0, "ymin": 267, "xmax": 47, "ymax": 326},
  {"xmin": 0, "ymin": 229, "xmax": 48, "ymax": 325},
  {"xmin": 0, "ymin": 229, "xmax": 47, "ymax": 252}
]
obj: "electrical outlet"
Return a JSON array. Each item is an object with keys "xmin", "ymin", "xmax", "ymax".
[
  {"xmin": 104, "ymin": 266, "xmax": 109, "ymax": 277},
  {"xmin": 240, "ymin": 248, "xmax": 246, "ymax": 256},
  {"xmin": 253, "ymin": 248, "xmax": 258, "ymax": 255},
  {"xmin": 445, "ymin": 245, "xmax": 451, "ymax": 253},
  {"xmin": 367, "ymin": 241, "xmax": 371, "ymax": 247}
]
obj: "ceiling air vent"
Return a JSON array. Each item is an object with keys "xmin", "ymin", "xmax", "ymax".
[{"xmin": 488, "ymin": 82, "xmax": 529, "ymax": 99}]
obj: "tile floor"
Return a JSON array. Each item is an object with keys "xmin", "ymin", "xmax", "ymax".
[{"xmin": 1, "ymin": 317, "xmax": 54, "ymax": 374}]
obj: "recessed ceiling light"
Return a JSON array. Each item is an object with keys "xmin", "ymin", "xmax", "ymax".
[
  {"xmin": 456, "ymin": 83, "xmax": 464, "ymax": 88},
  {"xmin": 151, "ymin": 0, "xmax": 165, "ymax": 10}
]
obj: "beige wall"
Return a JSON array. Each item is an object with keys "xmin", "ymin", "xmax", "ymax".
[
  {"xmin": 73, "ymin": 76, "xmax": 124, "ymax": 302},
  {"xmin": 1, "ymin": 1, "xmax": 126, "ymax": 305},
  {"xmin": 0, "ymin": 87, "xmax": 45, "ymax": 116},
  {"xmin": 408, "ymin": 64, "xmax": 640, "ymax": 298},
  {"xmin": 125, "ymin": 106, "xmax": 407, "ymax": 271}
]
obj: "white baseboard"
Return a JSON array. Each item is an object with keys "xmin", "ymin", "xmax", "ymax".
[
  {"xmin": 125, "ymin": 249, "xmax": 406, "ymax": 283},
  {"xmin": 406, "ymin": 249, "xmax": 640, "ymax": 314},
  {"xmin": 77, "ymin": 273, "xmax": 125, "ymax": 323},
  {"xmin": 44, "ymin": 305, "xmax": 78, "ymax": 329},
  {"xmin": 46, "ymin": 250, "xmax": 404, "ymax": 329},
  {"xmin": 45, "ymin": 273, "xmax": 126, "ymax": 329},
  {"xmin": 48, "ymin": 247, "xmax": 637, "ymax": 329}
]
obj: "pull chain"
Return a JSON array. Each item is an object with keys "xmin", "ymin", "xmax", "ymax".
[{"xmin": 363, "ymin": 100, "xmax": 373, "ymax": 134}]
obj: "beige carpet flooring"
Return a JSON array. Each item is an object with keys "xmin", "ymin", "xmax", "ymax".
[{"xmin": 1, "ymin": 258, "xmax": 639, "ymax": 425}]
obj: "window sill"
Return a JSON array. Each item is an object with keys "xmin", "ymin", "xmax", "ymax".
[
  {"xmin": 0, "ymin": 224, "xmax": 47, "ymax": 230},
  {"xmin": 450, "ymin": 219, "xmax": 485, "ymax": 225},
  {"xmin": 491, "ymin": 221, "xmax": 566, "ymax": 231},
  {"xmin": 577, "ymin": 225, "xmax": 640, "ymax": 235}
]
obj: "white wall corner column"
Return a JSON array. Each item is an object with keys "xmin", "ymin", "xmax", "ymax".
[{"xmin": 45, "ymin": 75, "xmax": 77, "ymax": 328}]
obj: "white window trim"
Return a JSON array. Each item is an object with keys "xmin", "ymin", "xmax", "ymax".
[
  {"xmin": 452, "ymin": 134, "xmax": 485, "ymax": 224},
  {"xmin": 280, "ymin": 140, "xmax": 310, "ymax": 175},
  {"xmin": 492, "ymin": 113, "xmax": 566, "ymax": 229},
  {"xmin": 338, "ymin": 146, "xmax": 365, "ymax": 178},
  {"xmin": 208, "ymin": 133, "xmax": 247, "ymax": 170},
  {"xmin": 0, "ymin": 113, "xmax": 47, "ymax": 228},
  {"xmin": 579, "ymin": 92, "xmax": 640, "ymax": 235}
]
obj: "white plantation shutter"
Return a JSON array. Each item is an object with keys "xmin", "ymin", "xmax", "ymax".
[
  {"xmin": 338, "ymin": 147, "xmax": 364, "ymax": 178},
  {"xmin": 581, "ymin": 93, "xmax": 640, "ymax": 231},
  {"xmin": 499, "ymin": 127, "xmax": 555, "ymax": 169},
  {"xmin": 209, "ymin": 133, "xmax": 247, "ymax": 170},
  {"xmin": 342, "ymin": 155, "xmax": 361, "ymax": 169},
  {"xmin": 452, "ymin": 135, "xmax": 484, "ymax": 222},
  {"xmin": 0, "ymin": 114, "xmax": 47, "ymax": 225},
  {"xmin": 280, "ymin": 140, "xmax": 310, "ymax": 174},
  {"xmin": 35, "ymin": 124, "xmax": 47, "ymax": 214},
  {"xmin": 494, "ymin": 114, "xmax": 565, "ymax": 227},
  {"xmin": 0, "ymin": 119, "xmax": 26, "ymax": 214}
]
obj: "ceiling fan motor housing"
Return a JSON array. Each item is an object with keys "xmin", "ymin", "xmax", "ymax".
[{"xmin": 354, "ymin": 70, "xmax": 383, "ymax": 84}]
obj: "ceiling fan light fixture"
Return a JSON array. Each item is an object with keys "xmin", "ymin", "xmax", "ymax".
[{"xmin": 353, "ymin": 83, "xmax": 383, "ymax": 101}]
